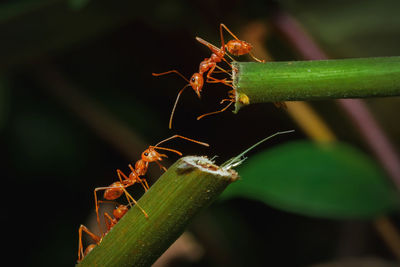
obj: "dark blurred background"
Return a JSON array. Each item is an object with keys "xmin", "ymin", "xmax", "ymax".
[{"xmin": 1, "ymin": 0, "xmax": 400, "ymax": 266}]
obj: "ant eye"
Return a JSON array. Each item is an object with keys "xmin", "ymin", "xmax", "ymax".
[
  {"xmin": 191, "ymin": 77, "xmax": 196, "ymax": 82},
  {"xmin": 144, "ymin": 152, "xmax": 149, "ymax": 156}
]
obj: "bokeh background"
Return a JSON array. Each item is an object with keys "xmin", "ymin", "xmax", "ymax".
[{"xmin": 1, "ymin": 0, "xmax": 400, "ymax": 266}]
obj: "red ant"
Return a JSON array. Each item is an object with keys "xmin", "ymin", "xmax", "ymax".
[
  {"xmin": 153, "ymin": 24, "xmax": 266, "ymax": 128},
  {"xmin": 195, "ymin": 23, "xmax": 264, "ymax": 64},
  {"xmin": 93, "ymin": 134, "xmax": 209, "ymax": 232},
  {"xmin": 152, "ymin": 39, "xmax": 233, "ymax": 129},
  {"xmin": 219, "ymin": 23, "xmax": 264, "ymax": 62},
  {"xmin": 193, "ymin": 23, "xmax": 268, "ymax": 119},
  {"xmin": 197, "ymin": 24, "xmax": 287, "ymax": 112},
  {"xmin": 77, "ymin": 201, "xmax": 129, "ymax": 262}
]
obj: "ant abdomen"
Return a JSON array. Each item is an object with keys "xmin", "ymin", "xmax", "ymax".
[{"xmin": 103, "ymin": 182, "xmax": 124, "ymax": 200}]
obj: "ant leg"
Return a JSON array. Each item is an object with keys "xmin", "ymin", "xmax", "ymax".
[
  {"xmin": 205, "ymin": 65, "xmax": 233, "ymax": 87},
  {"xmin": 154, "ymin": 135, "xmax": 209, "ymax": 148},
  {"xmin": 116, "ymin": 169, "xmax": 129, "ymax": 184},
  {"xmin": 93, "ymin": 187, "xmax": 104, "ymax": 234},
  {"xmin": 195, "ymin": 36, "xmax": 233, "ymax": 65},
  {"xmin": 120, "ymin": 187, "xmax": 148, "ymax": 218},
  {"xmin": 154, "ymin": 160, "xmax": 168, "ymax": 172},
  {"xmin": 206, "ymin": 77, "xmax": 233, "ymax": 87},
  {"xmin": 249, "ymin": 51, "xmax": 265, "ymax": 63},
  {"xmin": 169, "ymin": 84, "xmax": 190, "ymax": 129},
  {"xmin": 95, "ymin": 185, "xmax": 148, "ymax": 219},
  {"xmin": 116, "ymin": 170, "xmax": 136, "ymax": 204},
  {"xmin": 220, "ymin": 23, "xmax": 241, "ymax": 41},
  {"xmin": 215, "ymin": 65, "xmax": 232, "ymax": 77},
  {"xmin": 78, "ymin": 225, "xmax": 101, "ymax": 262},
  {"xmin": 223, "ymin": 52, "xmax": 235, "ymax": 63},
  {"xmin": 219, "ymin": 24, "xmax": 227, "ymax": 54},
  {"xmin": 221, "ymin": 23, "xmax": 264, "ymax": 63},
  {"xmin": 128, "ymin": 164, "xmax": 149, "ymax": 191},
  {"xmin": 197, "ymin": 100, "xmax": 234, "ymax": 120},
  {"xmin": 222, "ymin": 89, "xmax": 236, "ymax": 100},
  {"xmin": 94, "ymin": 185, "xmax": 128, "ymax": 233},
  {"xmin": 103, "ymin": 212, "xmax": 114, "ymax": 231},
  {"xmin": 152, "ymin": 70, "xmax": 190, "ymax": 83},
  {"xmin": 206, "ymin": 75, "xmax": 234, "ymax": 88},
  {"xmin": 196, "ymin": 36, "xmax": 224, "ymax": 57},
  {"xmin": 206, "ymin": 63, "xmax": 233, "ymax": 86},
  {"xmin": 143, "ymin": 179, "xmax": 150, "ymax": 190}
]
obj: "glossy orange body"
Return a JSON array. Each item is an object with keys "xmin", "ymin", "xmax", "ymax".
[
  {"xmin": 153, "ymin": 33, "xmax": 232, "ymax": 128},
  {"xmin": 103, "ymin": 181, "xmax": 125, "ymax": 200},
  {"xmin": 225, "ymin": 39, "xmax": 253, "ymax": 56}
]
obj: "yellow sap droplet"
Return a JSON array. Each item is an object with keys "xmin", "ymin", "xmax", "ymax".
[{"xmin": 238, "ymin": 93, "xmax": 250, "ymax": 105}]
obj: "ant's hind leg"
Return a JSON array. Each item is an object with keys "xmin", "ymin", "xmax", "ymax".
[
  {"xmin": 78, "ymin": 225, "xmax": 101, "ymax": 262},
  {"xmin": 220, "ymin": 23, "xmax": 241, "ymax": 41},
  {"xmin": 249, "ymin": 51, "xmax": 265, "ymax": 63},
  {"xmin": 120, "ymin": 187, "xmax": 148, "ymax": 218},
  {"xmin": 197, "ymin": 100, "xmax": 234, "ymax": 120}
]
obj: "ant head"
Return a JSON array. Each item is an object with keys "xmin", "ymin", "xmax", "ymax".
[
  {"xmin": 189, "ymin": 73, "xmax": 203, "ymax": 98},
  {"xmin": 113, "ymin": 205, "xmax": 128, "ymax": 220},
  {"xmin": 141, "ymin": 147, "xmax": 167, "ymax": 162}
]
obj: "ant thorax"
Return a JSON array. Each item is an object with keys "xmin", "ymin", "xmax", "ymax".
[{"xmin": 135, "ymin": 159, "xmax": 148, "ymax": 176}]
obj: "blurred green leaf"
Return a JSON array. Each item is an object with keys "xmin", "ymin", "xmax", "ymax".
[
  {"xmin": 68, "ymin": 0, "xmax": 91, "ymax": 10},
  {"xmin": 222, "ymin": 141, "xmax": 400, "ymax": 219}
]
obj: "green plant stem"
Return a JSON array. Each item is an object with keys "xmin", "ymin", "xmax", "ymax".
[
  {"xmin": 233, "ymin": 57, "xmax": 400, "ymax": 112},
  {"xmin": 77, "ymin": 156, "xmax": 238, "ymax": 267}
]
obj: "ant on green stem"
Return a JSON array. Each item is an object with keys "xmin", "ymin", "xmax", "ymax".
[{"xmin": 93, "ymin": 135, "xmax": 209, "ymax": 233}]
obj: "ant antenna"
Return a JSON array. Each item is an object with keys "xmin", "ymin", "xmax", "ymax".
[
  {"xmin": 149, "ymin": 145, "xmax": 183, "ymax": 156},
  {"xmin": 169, "ymin": 84, "xmax": 190, "ymax": 129},
  {"xmin": 154, "ymin": 134, "xmax": 209, "ymax": 148},
  {"xmin": 221, "ymin": 130, "xmax": 295, "ymax": 169},
  {"xmin": 152, "ymin": 70, "xmax": 190, "ymax": 83},
  {"xmin": 152, "ymin": 71, "xmax": 192, "ymax": 129}
]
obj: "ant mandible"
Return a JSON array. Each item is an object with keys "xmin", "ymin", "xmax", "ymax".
[
  {"xmin": 93, "ymin": 134, "xmax": 209, "ymax": 231},
  {"xmin": 77, "ymin": 201, "xmax": 129, "ymax": 262}
]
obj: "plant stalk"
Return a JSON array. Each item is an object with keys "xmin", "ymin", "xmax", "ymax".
[
  {"xmin": 77, "ymin": 156, "xmax": 238, "ymax": 267},
  {"xmin": 233, "ymin": 57, "xmax": 400, "ymax": 112}
]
